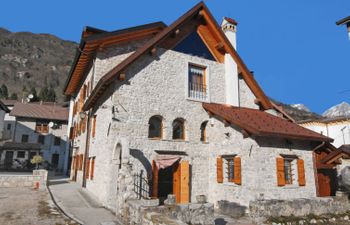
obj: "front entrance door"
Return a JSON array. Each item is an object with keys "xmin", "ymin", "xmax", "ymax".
[
  {"xmin": 51, "ymin": 154, "xmax": 59, "ymax": 169},
  {"xmin": 152, "ymin": 160, "xmax": 189, "ymax": 204},
  {"xmin": 317, "ymin": 169, "xmax": 337, "ymax": 197},
  {"xmin": 4, "ymin": 151, "xmax": 14, "ymax": 170}
]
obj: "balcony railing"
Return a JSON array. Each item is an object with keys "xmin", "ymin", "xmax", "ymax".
[{"xmin": 188, "ymin": 82, "xmax": 208, "ymax": 101}]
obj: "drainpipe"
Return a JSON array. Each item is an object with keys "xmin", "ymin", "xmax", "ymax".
[{"xmin": 82, "ymin": 110, "xmax": 91, "ymax": 188}]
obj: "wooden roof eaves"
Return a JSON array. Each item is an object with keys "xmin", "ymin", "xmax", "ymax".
[
  {"xmin": 83, "ymin": 22, "xmax": 167, "ymax": 43},
  {"xmin": 64, "ymin": 23, "xmax": 166, "ymax": 96}
]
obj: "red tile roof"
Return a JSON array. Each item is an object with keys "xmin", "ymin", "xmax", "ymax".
[
  {"xmin": 203, "ymin": 103, "xmax": 332, "ymax": 142},
  {"xmin": 10, "ymin": 103, "xmax": 68, "ymax": 121}
]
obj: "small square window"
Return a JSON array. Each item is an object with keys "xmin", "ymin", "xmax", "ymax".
[
  {"xmin": 7, "ymin": 124, "xmax": 11, "ymax": 130},
  {"xmin": 21, "ymin": 135, "xmax": 29, "ymax": 143},
  {"xmin": 38, "ymin": 135, "xmax": 45, "ymax": 145},
  {"xmin": 17, "ymin": 151, "xmax": 25, "ymax": 158}
]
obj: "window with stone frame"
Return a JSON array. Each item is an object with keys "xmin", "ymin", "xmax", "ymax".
[
  {"xmin": 172, "ymin": 118, "xmax": 185, "ymax": 140},
  {"xmin": 148, "ymin": 116, "xmax": 163, "ymax": 139},
  {"xmin": 188, "ymin": 64, "xmax": 208, "ymax": 101},
  {"xmin": 17, "ymin": 151, "xmax": 25, "ymax": 158},
  {"xmin": 21, "ymin": 134, "xmax": 29, "ymax": 143},
  {"xmin": 38, "ymin": 135, "xmax": 45, "ymax": 145},
  {"xmin": 200, "ymin": 121, "xmax": 208, "ymax": 142},
  {"xmin": 280, "ymin": 155, "xmax": 299, "ymax": 185}
]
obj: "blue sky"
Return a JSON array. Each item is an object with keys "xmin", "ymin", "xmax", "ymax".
[{"xmin": 1, "ymin": 0, "xmax": 350, "ymax": 114}]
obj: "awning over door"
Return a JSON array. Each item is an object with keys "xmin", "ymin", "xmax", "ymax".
[{"xmin": 154, "ymin": 154, "xmax": 181, "ymax": 169}]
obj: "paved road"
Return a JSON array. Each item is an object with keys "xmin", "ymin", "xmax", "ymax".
[
  {"xmin": 0, "ymin": 187, "xmax": 79, "ymax": 225},
  {"xmin": 48, "ymin": 177, "xmax": 121, "ymax": 225}
]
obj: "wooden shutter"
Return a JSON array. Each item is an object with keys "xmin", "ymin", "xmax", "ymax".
[
  {"xmin": 179, "ymin": 160, "xmax": 190, "ymax": 203},
  {"xmin": 72, "ymin": 156, "xmax": 76, "ymax": 170},
  {"xmin": 85, "ymin": 158, "xmax": 90, "ymax": 179},
  {"xmin": 90, "ymin": 157, "xmax": 95, "ymax": 180},
  {"xmin": 217, "ymin": 157, "xmax": 223, "ymax": 183},
  {"xmin": 173, "ymin": 162, "xmax": 181, "ymax": 203},
  {"xmin": 276, "ymin": 157, "xmax": 285, "ymax": 186},
  {"xmin": 297, "ymin": 159, "xmax": 306, "ymax": 186},
  {"xmin": 152, "ymin": 160, "xmax": 158, "ymax": 198},
  {"xmin": 233, "ymin": 157, "xmax": 242, "ymax": 185},
  {"xmin": 92, "ymin": 115, "xmax": 97, "ymax": 138},
  {"xmin": 69, "ymin": 127, "xmax": 74, "ymax": 140}
]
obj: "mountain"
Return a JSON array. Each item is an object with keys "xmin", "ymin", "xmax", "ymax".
[
  {"xmin": 271, "ymin": 99, "xmax": 323, "ymax": 122},
  {"xmin": 290, "ymin": 104, "xmax": 310, "ymax": 112},
  {"xmin": 322, "ymin": 102, "xmax": 350, "ymax": 118},
  {"xmin": 0, "ymin": 27, "xmax": 77, "ymax": 102}
]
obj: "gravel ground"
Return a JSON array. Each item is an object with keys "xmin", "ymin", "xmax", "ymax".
[{"xmin": 0, "ymin": 187, "xmax": 79, "ymax": 225}]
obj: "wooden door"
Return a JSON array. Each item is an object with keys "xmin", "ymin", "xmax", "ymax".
[
  {"xmin": 317, "ymin": 169, "xmax": 337, "ymax": 197},
  {"xmin": 4, "ymin": 151, "xmax": 14, "ymax": 170},
  {"xmin": 179, "ymin": 161, "xmax": 190, "ymax": 203},
  {"xmin": 173, "ymin": 162, "xmax": 181, "ymax": 203}
]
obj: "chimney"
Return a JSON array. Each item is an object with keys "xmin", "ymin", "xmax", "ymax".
[
  {"xmin": 221, "ymin": 17, "xmax": 238, "ymax": 49},
  {"xmin": 221, "ymin": 17, "xmax": 239, "ymax": 107}
]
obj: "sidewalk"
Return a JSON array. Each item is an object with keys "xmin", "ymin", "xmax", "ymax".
[{"xmin": 48, "ymin": 176, "xmax": 122, "ymax": 225}]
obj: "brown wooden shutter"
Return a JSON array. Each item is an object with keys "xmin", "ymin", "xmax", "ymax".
[
  {"xmin": 90, "ymin": 157, "xmax": 95, "ymax": 180},
  {"xmin": 233, "ymin": 156, "xmax": 242, "ymax": 185},
  {"xmin": 297, "ymin": 159, "xmax": 306, "ymax": 186},
  {"xmin": 92, "ymin": 115, "xmax": 97, "ymax": 138},
  {"xmin": 276, "ymin": 157, "xmax": 285, "ymax": 186},
  {"xmin": 179, "ymin": 160, "xmax": 190, "ymax": 203},
  {"xmin": 86, "ymin": 158, "xmax": 90, "ymax": 179},
  {"xmin": 152, "ymin": 160, "xmax": 158, "ymax": 198},
  {"xmin": 217, "ymin": 157, "xmax": 223, "ymax": 183},
  {"xmin": 172, "ymin": 162, "xmax": 181, "ymax": 203},
  {"xmin": 69, "ymin": 127, "xmax": 74, "ymax": 140}
]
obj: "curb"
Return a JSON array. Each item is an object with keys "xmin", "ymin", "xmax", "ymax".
[{"xmin": 47, "ymin": 184, "xmax": 84, "ymax": 225}]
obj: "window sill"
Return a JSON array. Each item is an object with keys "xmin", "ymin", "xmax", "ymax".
[
  {"xmin": 222, "ymin": 182, "xmax": 240, "ymax": 187},
  {"xmin": 148, "ymin": 138, "xmax": 163, "ymax": 140},
  {"xmin": 281, "ymin": 185, "xmax": 301, "ymax": 189},
  {"xmin": 186, "ymin": 97, "xmax": 210, "ymax": 103}
]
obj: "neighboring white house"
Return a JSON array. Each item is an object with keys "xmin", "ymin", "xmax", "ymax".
[
  {"xmin": 299, "ymin": 117, "xmax": 350, "ymax": 148},
  {"xmin": 0, "ymin": 102, "xmax": 70, "ymax": 173},
  {"xmin": 64, "ymin": 2, "xmax": 336, "ymax": 215},
  {"xmin": 0, "ymin": 100, "xmax": 10, "ymax": 141},
  {"xmin": 2, "ymin": 100, "xmax": 17, "ymax": 141}
]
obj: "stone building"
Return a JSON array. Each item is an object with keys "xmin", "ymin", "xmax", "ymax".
[
  {"xmin": 64, "ymin": 2, "xmax": 338, "ymax": 213},
  {"xmin": 0, "ymin": 102, "xmax": 70, "ymax": 172}
]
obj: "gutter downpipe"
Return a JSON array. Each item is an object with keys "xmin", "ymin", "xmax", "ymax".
[{"xmin": 82, "ymin": 110, "xmax": 91, "ymax": 188}]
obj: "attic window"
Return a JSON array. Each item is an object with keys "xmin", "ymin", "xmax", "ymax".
[{"xmin": 188, "ymin": 64, "xmax": 208, "ymax": 101}]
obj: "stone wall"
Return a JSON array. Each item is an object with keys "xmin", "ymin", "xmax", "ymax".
[
  {"xmin": 124, "ymin": 199, "xmax": 214, "ymax": 225},
  {"xmin": 0, "ymin": 169, "xmax": 47, "ymax": 190},
  {"xmin": 249, "ymin": 196, "xmax": 350, "ymax": 224}
]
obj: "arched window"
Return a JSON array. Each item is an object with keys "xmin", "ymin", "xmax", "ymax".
[
  {"xmin": 173, "ymin": 118, "xmax": 185, "ymax": 140},
  {"xmin": 148, "ymin": 116, "xmax": 163, "ymax": 139},
  {"xmin": 200, "ymin": 121, "xmax": 208, "ymax": 142}
]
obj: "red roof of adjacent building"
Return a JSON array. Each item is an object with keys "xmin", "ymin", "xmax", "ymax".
[
  {"xmin": 10, "ymin": 103, "xmax": 68, "ymax": 121},
  {"xmin": 203, "ymin": 103, "xmax": 332, "ymax": 142}
]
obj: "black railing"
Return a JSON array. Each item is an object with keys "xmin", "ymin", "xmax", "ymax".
[
  {"xmin": 133, "ymin": 170, "xmax": 151, "ymax": 199},
  {"xmin": 188, "ymin": 82, "xmax": 208, "ymax": 100}
]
